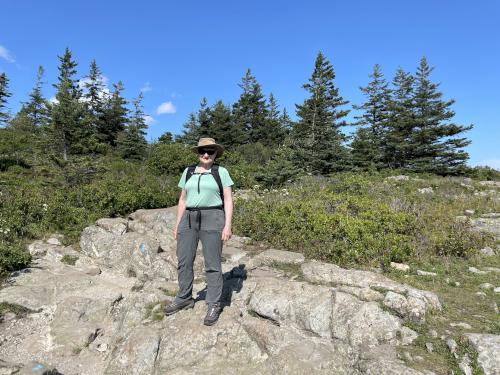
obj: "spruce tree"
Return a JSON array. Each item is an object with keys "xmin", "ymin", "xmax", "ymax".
[
  {"xmin": 410, "ymin": 57, "xmax": 472, "ymax": 173},
  {"xmin": 0, "ymin": 72, "xmax": 12, "ymax": 127},
  {"xmin": 19, "ymin": 66, "xmax": 50, "ymax": 131},
  {"xmin": 7, "ymin": 66, "xmax": 51, "ymax": 164},
  {"xmin": 232, "ymin": 69, "xmax": 268, "ymax": 144},
  {"xmin": 209, "ymin": 100, "xmax": 240, "ymax": 148},
  {"xmin": 177, "ymin": 112, "xmax": 199, "ymax": 145},
  {"xmin": 158, "ymin": 131, "xmax": 174, "ymax": 144},
  {"xmin": 385, "ymin": 68, "xmax": 416, "ymax": 169},
  {"xmin": 118, "ymin": 92, "xmax": 148, "ymax": 160},
  {"xmin": 280, "ymin": 107, "xmax": 292, "ymax": 134},
  {"xmin": 197, "ymin": 97, "xmax": 212, "ymax": 138},
  {"xmin": 3, "ymin": 111, "xmax": 35, "ymax": 164},
  {"xmin": 350, "ymin": 127, "xmax": 378, "ymax": 170},
  {"xmin": 100, "ymin": 81, "xmax": 128, "ymax": 148},
  {"xmin": 50, "ymin": 48, "xmax": 85, "ymax": 160},
  {"xmin": 351, "ymin": 64, "xmax": 392, "ymax": 169},
  {"xmin": 83, "ymin": 60, "xmax": 107, "ymax": 134},
  {"xmin": 293, "ymin": 52, "xmax": 349, "ymax": 174},
  {"xmin": 264, "ymin": 93, "xmax": 288, "ymax": 147}
]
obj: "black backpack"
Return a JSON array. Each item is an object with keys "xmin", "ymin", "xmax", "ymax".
[{"xmin": 185, "ymin": 163, "xmax": 224, "ymax": 207}]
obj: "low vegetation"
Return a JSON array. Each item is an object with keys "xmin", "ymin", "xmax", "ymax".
[
  {"xmin": 234, "ymin": 173, "xmax": 498, "ymax": 267},
  {"xmin": 61, "ymin": 254, "xmax": 79, "ymax": 266},
  {"xmin": 0, "ymin": 156, "xmax": 179, "ymax": 278},
  {"xmin": 388, "ymin": 254, "xmax": 499, "ymax": 374}
]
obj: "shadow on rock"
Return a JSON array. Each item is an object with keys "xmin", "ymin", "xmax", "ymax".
[{"xmin": 195, "ymin": 264, "xmax": 247, "ymax": 308}]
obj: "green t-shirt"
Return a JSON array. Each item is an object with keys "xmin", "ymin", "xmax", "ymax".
[{"xmin": 178, "ymin": 166, "xmax": 234, "ymax": 208}]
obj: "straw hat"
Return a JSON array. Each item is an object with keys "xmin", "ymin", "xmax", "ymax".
[{"xmin": 191, "ymin": 138, "xmax": 224, "ymax": 157}]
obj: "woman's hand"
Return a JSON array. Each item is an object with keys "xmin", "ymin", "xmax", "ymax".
[{"xmin": 221, "ymin": 225, "xmax": 232, "ymax": 241}]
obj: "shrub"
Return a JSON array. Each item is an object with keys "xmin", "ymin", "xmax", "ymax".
[
  {"xmin": 0, "ymin": 158, "xmax": 180, "ymax": 274},
  {"xmin": 467, "ymin": 166, "xmax": 500, "ymax": 181},
  {"xmin": 0, "ymin": 241, "xmax": 31, "ymax": 275},
  {"xmin": 147, "ymin": 143, "xmax": 196, "ymax": 176},
  {"xmin": 234, "ymin": 173, "xmax": 495, "ymax": 266},
  {"xmin": 254, "ymin": 146, "xmax": 304, "ymax": 188},
  {"xmin": 234, "ymin": 184, "xmax": 417, "ymax": 266}
]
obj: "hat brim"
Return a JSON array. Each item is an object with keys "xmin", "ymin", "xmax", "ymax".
[{"xmin": 191, "ymin": 144, "xmax": 224, "ymax": 157}]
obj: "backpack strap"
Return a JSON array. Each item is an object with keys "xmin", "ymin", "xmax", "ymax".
[
  {"xmin": 211, "ymin": 164, "xmax": 225, "ymax": 208},
  {"xmin": 185, "ymin": 164, "xmax": 197, "ymax": 184}
]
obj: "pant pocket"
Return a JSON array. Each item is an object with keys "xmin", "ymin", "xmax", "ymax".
[
  {"xmin": 177, "ymin": 212, "xmax": 190, "ymax": 233},
  {"xmin": 201, "ymin": 210, "xmax": 225, "ymax": 231}
]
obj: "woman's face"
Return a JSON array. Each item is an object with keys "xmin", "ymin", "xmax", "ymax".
[{"xmin": 198, "ymin": 147, "xmax": 217, "ymax": 163}]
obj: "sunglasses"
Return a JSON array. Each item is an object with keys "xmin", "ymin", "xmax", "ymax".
[{"xmin": 198, "ymin": 148, "xmax": 217, "ymax": 156}]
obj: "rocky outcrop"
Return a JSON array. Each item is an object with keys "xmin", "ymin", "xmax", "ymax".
[
  {"xmin": 470, "ymin": 214, "xmax": 500, "ymax": 240},
  {"xmin": 466, "ymin": 334, "xmax": 500, "ymax": 375},
  {"xmin": 0, "ymin": 206, "xmax": 478, "ymax": 375},
  {"xmin": 301, "ymin": 261, "xmax": 441, "ymax": 323}
]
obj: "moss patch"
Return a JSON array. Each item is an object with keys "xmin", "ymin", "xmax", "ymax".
[
  {"xmin": 61, "ymin": 254, "xmax": 78, "ymax": 265},
  {"xmin": 0, "ymin": 302, "xmax": 34, "ymax": 319}
]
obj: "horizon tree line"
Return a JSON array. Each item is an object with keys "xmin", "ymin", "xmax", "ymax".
[{"xmin": 0, "ymin": 48, "xmax": 472, "ymax": 174}]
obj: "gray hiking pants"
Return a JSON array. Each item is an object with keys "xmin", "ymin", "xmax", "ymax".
[{"xmin": 175, "ymin": 208, "xmax": 225, "ymax": 307}]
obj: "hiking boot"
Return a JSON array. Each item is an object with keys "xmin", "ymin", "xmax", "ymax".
[
  {"xmin": 203, "ymin": 304, "xmax": 222, "ymax": 326},
  {"xmin": 164, "ymin": 299, "xmax": 195, "ymax": 316}
]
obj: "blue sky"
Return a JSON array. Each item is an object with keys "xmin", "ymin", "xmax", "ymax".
[{"xmin": 1, "ymin": 1, "xmax": 499, "ymax": 168}]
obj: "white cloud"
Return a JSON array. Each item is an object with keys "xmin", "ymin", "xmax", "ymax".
[
  {"xmin": 0, "ymin": 45, "xmax": 15, "ymax": 63},
  {"xmin": 171, "ymin": 92, "xmax": 182, "ymax": 98},
  {"xmin": 475, "ymin": 159, "xmax": 500, "ymax": 170},
  {"xmin": 49, "ymin": 96, "xmax": 59, "ymax": 104},
  {"xmin": 144, "ymin": 115, "xmax": 157, "ymax": 126},
  {"xmin": 156, "ymin": 101, "xmax": 176, "ymax": 114},
  {"xmin": 141, "ymin": 82, "xmax": 152, "ymax": 93}
]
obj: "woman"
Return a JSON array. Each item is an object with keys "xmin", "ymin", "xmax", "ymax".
[{"xmin": 164, "ymin": 138, "xmax": 234, "ymax": 326}]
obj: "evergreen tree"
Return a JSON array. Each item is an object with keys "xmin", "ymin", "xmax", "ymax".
[
  {"xmin": 23, "ymin": 66, "xmax": 50, "ymax": 129},
  {"xmin": 292, "ymin": 52, "xmax": 350, "ymax": 174},
  {"xmin": 264, "ymin": 93, "xmax": 288, "ymax": 147},
  {"xmin": 3, "ymin": 111, "xmax": 35, "ymax": 165},
  {"xmin": 0, "ymin": 72, "xmax": 12, "ymax": 127},
  {"xmin": 280, "ymin": 107, "xmax": 292, "ymax": 134},
  {"xmin": 385, "ymin": 68, "xmax": 416, "ymax": 169},
  {"xmin": 50, "ymin": 48, "xmax": 85, "ymax": 160},
  {"xmin": 118, "ymin": 92, "xmax": 148, "ymax": 160},
  {"xmin": 351, "ymin": 64, "xmax": 392, "ymax": 169},
  {"xmin": 176, "ymin": 98, "xmax": 213, "ymax": 145},
  {"xmin": 82, "ymin": 60, "xmax": 107, "ymax": 135},
  {"xmin": 410, "ymin": 57, "xmax": 472, "ymax": 173},
  {"xmin": 158, "ymin": 131, "xmax": 174, "ymax": 144},
  {"xmin": 100, "ymin": 81, "xmax": 128, "ymax": 148},
  {"xmin": 177, "ymin": 112, "xmax": 199, "ymax": 145},
  {"xmin": 209, "ymin": 100, "xmax": 241, "ymax": 148},
  {"xmin": 197, "ymin": 97, "xmax": 212, "ymax": 138},
  {"xmin": 350, "ymin": 127, "xmax": 378, "ymax": 170},
  {"xmin": 232, "ymin": 69, "xmax": 268, "ymax": 144}
]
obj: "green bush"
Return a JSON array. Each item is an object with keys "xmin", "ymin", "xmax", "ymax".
[
  {"xmin": 234, "ymin": 173, "xmax": 494, "ymax": 266},
  {"xmin": 0, "ymin": 158, "xmax": 180, "ymax": 274},
  {"xmin": 254, "ymin": 146, "xmax": 304, "ymax": 188},
  {"xmin": 147, "ymin": 143, "xmax": 196, "ymax": 176},
  {"xmin": 235, "ymin": 184, "xmax": 416, "ymax": 266},
  {"xmin": 0, "ymin": 242, "xmax": 31, "ymax": 275},
  {"xmin": 467, "ymin": 166, "xmax": 500, "ymax": 181},
  {"xmin": 216, "ymin": 151, "xmax": 259, "ymax": 189}
]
